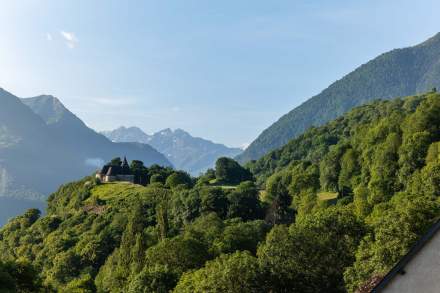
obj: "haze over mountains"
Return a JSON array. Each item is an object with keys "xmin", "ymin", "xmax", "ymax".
[
  {"xmin": 0, "ymin": 89, "xmax": 171, "ymax": 202},
  {"xmin": 237, "ymin": 32, "xmax": 440, "ymax": 162},
  {"xmin": 102, "ymin": 126, "xmax": 242, "ymax": 175},
  {"xmin": 4, "ymin": 32, "xmax": 440, "ymax": 228}
]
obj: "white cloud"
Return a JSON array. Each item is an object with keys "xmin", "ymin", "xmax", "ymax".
[
  {"xmin": 60, "ymin": 31, "xmax": 79, "ymax": 48},
  {"xmin": 46, "ymin": 33, "xmax": 53, "ymax": 41}
]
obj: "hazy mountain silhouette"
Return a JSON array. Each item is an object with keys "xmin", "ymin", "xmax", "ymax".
[
  {"xmin": 0, "ymin": 89, "xmax": 171, "ymax": 201},
  {"xmin": 103, "ymin": 126, "xmax": 242, "ymax": 175}
]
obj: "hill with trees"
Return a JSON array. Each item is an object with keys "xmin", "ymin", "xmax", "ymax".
[
  {"xmin": 0, "ymin": 90, "xmax": 171, "ymax": 201},
  {"xmin": 2, "ymin": 92, "xmax": 440, "ymax": 292},
  {"xmin": 102, "ymin": 127, "xmax": 242, "ymax": 175},
  {"xmin": 237, "ymin": 32, "xmax": 440, "ymax": 163}
]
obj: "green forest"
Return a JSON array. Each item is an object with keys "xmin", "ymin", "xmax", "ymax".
[
  {"xmin": 237, "ymin": 32, "xmax": 440, "ymax": 163},
  {"xmin": 2, "ymin": 91, "xmax": 440, "ymax": 292}
]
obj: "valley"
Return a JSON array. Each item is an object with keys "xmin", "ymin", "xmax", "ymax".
[{"xmin": 1, "ymin": 3, "xmax": 440, "ymax": 291}]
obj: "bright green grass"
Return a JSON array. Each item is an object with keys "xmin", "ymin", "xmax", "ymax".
[
  {"xmin": 317, "ymin": 191, "xmax": 338, "ymax": 201},
  {"xmin": 208, "ymin": 179, "xmax": 237, "ymax": 189},
  {"xmin": 89, "ymin": 182, "xmax": 148, "ymax": 202},
  {"xmin": 219, "ymin": 185, "xmax": 237, "ymax": 189}
]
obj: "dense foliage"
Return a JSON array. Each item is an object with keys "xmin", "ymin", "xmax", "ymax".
[
  {"xmin": 2, "ymin": 92, "xmax": 440, "ymax": 292},
  {"xmin": 237, "ymin": 32, "xmax": 440, "ymax": 162},
  {"xmin": 0, "ymin": 259, "xmax": 43, "ymax": 292},
  {"xmin": 215, "ymin": 157, "xmax": 253, "ymax": 185}
]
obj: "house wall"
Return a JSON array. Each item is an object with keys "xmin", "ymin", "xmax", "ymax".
[
  {"xmin": 97, "ymin": 174, "xmax": 134, "ymax": 183},
  {"xmin": 115, "ymin": 175, "xmax": 134, "ymax": 183},
  {"xmin": 381, "ymin": 230, "xmax": 440, "ymax": 293},
  {"xmin": 104, "ymin": 175, "xmax": 116, "ymax": 182}
]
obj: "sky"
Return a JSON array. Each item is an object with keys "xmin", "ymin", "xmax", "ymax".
[{"xmin": 0, "ymin": 1, "xmax": 440, "ymax": 148}]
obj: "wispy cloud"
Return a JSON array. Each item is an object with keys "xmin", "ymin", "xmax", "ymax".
[
  {"xmin": 46, "ymin": 33, "xmax": 53, "ymax": 41},
  {"xmin": 60, "ymin": 31, "xmax": 79, "ymax": 49}
]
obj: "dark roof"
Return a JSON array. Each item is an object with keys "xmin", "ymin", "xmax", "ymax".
[
  {"xmin": 98, "ymin": 165, "xmax": 110, "ymax": 175},
  {"xmin": 121, "ymin": 157, "xmax": 130, "ymax": 174},
  {"xmin": 122, "ymin": 156, "xmax": 129, "ymax": 167},
  {"xmin": 98, "ymin": 158, "xmax": 131, "ymax": 176},
  {"xmin": 106, "ymin": 166, "xmax": 123, "ymax": 176},
  {"xmin": 372, "ymin": 219, "xmax": 440, "ymax": 292}
]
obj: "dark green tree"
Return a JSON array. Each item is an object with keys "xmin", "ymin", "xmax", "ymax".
[
  {"xmin": 0, "ymin": 260, "xmax": 44, "ymax": 293},
  {"xmin": 174, "ymin": 251, "xmax": 265, "ymax": 293},
  {"xmin": 110, "ymin": 157, "xmax": 122, "ymax": 166},
  {"xmin": 128, "ymin": 265, "xmax": 177, "ymax": 293},
  {"xmin": 165, "ymin": 171, "xmax": 192, "ymax": 189},
  {"xmin": 226, "ymin": 181, "xmax": 262, "ymax": 221},
  {"xmin": 258, "ymin": 206, "xmax": 365, "ymax": 293},
  {"xmin": 200, "ymin": 187, "xmax": 228, "ymax": 218},
  {"xmin": 215, "ymin": 157, "xmax": 253, "ymax": 185}
]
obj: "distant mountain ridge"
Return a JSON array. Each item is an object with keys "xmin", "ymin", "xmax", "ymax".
[
  {"xmin": 0, "ymin": 89, "xmax": 171, "ymax": 201},
  {"xmin": 102, "ymin": 126, "xmax": 242, "ymax": 175},
  {"xmin": 21, "ymin": 95, "xmax": 70, "ymax": 125},
  {"xmin": 237, "ymin": 32, "xmax": 440, "ymax": 162}
]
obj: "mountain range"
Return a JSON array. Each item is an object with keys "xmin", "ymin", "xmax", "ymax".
[
  {"xmin": 102, "ymin": 126, "xmax": 242, "ymax": 175},
  {"xmin": 0, "ymin": 89, "xmax": 171, "ymax": 202},
  {"xmin": 237, "ymin": 32, "xmax": 440, "ymax": 162}
]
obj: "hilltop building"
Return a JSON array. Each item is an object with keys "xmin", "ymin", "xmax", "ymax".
[{"xmin": 96, "ymin": 157, "xmax": 135, "ymax": 183}]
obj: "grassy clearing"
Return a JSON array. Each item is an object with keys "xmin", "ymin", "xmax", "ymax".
[
  {"xmin": 317, "ymin": 192, "xmax": 338, "ymax": 201},
  {"xmin": 218, "ymin": 185, "xmax": 237, "ymax": 190},
  {"xmin": 89, "ymin": 182, "xmax": 148, "ymax": 201},
  {"xmin": 208, "ymin": 179, "xmax": 237, "ymax": 189}
]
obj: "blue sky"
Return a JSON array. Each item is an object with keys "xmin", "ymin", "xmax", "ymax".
[{"xmin": 1, "ymin": 1, "xmax": 440, "ymax": 147}]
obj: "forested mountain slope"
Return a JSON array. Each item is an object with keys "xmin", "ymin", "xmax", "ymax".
[
  {"xmin": 2, "ymin": 92, "xmax": 440, "ymax": 292},
  {"xmin": 237, "ymin": 32, "xmax": 440, "ymax": 162},
  {"xmin": 103, "ymin": 127, "xmax": 242, "ymax": 175},
  {"xmin": 0, "ymin": 89, "xmax": 79, "ymax": 200}
]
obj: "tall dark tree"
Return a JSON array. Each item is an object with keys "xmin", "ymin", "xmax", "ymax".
[
  {"xmin": 111, "ymin": 157, "xmax": 122, "ymax": 166},
  {"xmin": 227, "ymin": 181, "xmax": 263, "ymax": 221},
  {"xmin": 215, "ymin": 157, "xmax": 253, "ymax": 185}
]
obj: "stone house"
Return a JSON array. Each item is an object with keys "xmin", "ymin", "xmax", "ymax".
[{"xmin": 96, "ymin": 157, "xmax": 134, "ymax": 183}]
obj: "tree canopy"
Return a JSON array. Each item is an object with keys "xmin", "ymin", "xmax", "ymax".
[{"xmin": 2, "ymin": 92, "xmax": 440, "ymax": 292}]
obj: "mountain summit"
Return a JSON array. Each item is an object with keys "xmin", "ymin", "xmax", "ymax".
[
  {"xmin": 237, "ymin": 32, "xmax": 440, "ymax": 163},
  {"xmin": 21, "ymin": 95, "xmax": 72, "ymax": 125},
  {"xmin": 102, "ymin": 126, "xmax": 242, "ymax": 175},
  {"xmin": 0, "ymin": 90, "xmax": 171, "ymax": 200}
]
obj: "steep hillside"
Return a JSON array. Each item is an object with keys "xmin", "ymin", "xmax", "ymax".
[
  {"xmin": 0, "ymin": 90, "xmax": 171, "ymax": 201},
  {"xmin": 22, "ymin": 95, "xmax": 171, "ymax": 169},
  {"xmin": 2, "ymin": 92, "xmax": 440, "ymax": 292},
  {"xmin": 249, "ymin": 91, "xmax": 440, "ymax": 185},
  {"xmin": 103, "ymin": 127, "xmax": 242, "ymax": 175},
  {"xmin": 238, "ymin": 32, "xmax": 440, "ymax": 162},
  {"xmin": 0, "ymin": 89, "xmax": 80, "ymax": 199}
]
